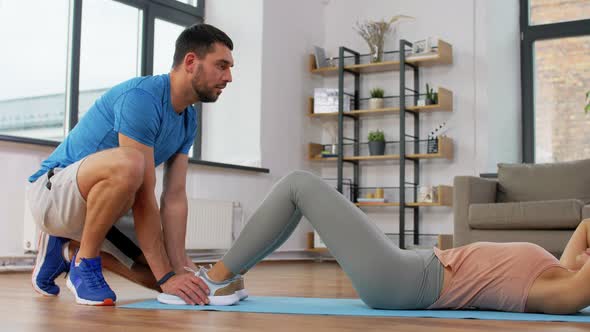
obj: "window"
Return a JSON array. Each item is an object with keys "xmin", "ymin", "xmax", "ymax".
[
  {"xmin": 533, "ymin": 36, "xmax": 590, "ymax": 162},
  {"xmin": 153, "ymin": 19, "xmax": 185, "ymax": 75},
  {"xmin": 79, "ymin": 0, "xmax": 142, "ymax": 119},
  {"xmin": 529, "ymin": 0, "xmax": 590, "ymax": 25},
  {"xmin": 0, "ymin": 0, "xmax": 69, "ymax": 141},
  {"xmin": 0, "ymin": 0, "xmax": 267, "ymax": 172},
  {"xmin": 521, "ymin": 0, "xmax": 590, "ymax": 162},
  {"xmin": 0, "ymin": 0, "xmax": 203, "ymax": 141},
  {"xmin": 175, "ymin": 0, "xmax": 199, "ymax": 7}
]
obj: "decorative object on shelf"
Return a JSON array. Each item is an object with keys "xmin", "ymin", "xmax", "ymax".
[
  {"xmin": 314, "ymin": 88, "xmax": 351, "ymax": 114},
  {"xmin": 418, "ymin": 186, "xmax": 437, "ymax": 203},
  {"xmin": 321, "ymin": 149, "xmax": 338, "ymax": 158},
  {"xmin": 313, "ymin": 46, "xmax": 329, "ymax": 68},
  {"xmin": 368, "ymin": 87, "xmax": 385, "ymax": 109},
  {"xmin": 368, "ymin": 129, "xmax": 386, "ymax": 155},
  {"xmin": 427, "ymin": 136, "xmax": 439, "ymax": 154},
  {"xmin": 357, "ymin": 197, "xmax": 386, "ymax": 203},
  {"xmin": 425, "ymin": 83, "xmax": 438, "ymax": 105},
  {"xmin": 354, "ymin": 15, "xmax": 414, "ymax": 63},
  {"xmin": 411, "ymin": 36, "xmax": 439, "ymax": 57},
  {"xmin": 374, "ymin": 187, "xmax": 384, "ymax": 199},
  {"xmin": 585, "ymin": 90, "xmax": 590, "ymax": 114},
  {"xmin": 427, "ymin": 122, "xmax": 447, "ymax": 154},
  {"xmin": 412, "ymin": 39, "xmax": 428, "ymax": 54},
  {"xmin": 321, "ymin": 122, "xmax": 338, "ymax": 157},
  {"xmin": 313, "ymin": 231, "xmax": 327, "ymax": 249}
]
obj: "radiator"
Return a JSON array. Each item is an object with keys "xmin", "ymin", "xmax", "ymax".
[
  {"xmin": 185, "ymin": 198, "xmax": 240, "ymax": 250},
  {"xmin": 22, "ymin": 196, "xmax": 240, "ymax": 252},
  {"xmin": 23, "ymin": 193, "xmax": 39, "ymax": 252}
]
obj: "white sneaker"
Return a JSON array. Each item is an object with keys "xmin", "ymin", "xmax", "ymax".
[
  {"xmin": 230, "ymin": 274, "xmax": 248, "ymax": 300},
  {"xmin": 157, "ymin": 267, "xmax": 240, "ymax": 306},
  {"xmin": 197, "ymin": 264, "xmax": 248, "ymax": 300}
]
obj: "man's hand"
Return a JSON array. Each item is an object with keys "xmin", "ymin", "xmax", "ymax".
[
  {"xmin": 185, "ymin": 255, "xmax": 198, "ymax": 271},
  {"xmin": 161, "ymin": 272, "xmax": 210, "ymax": 305}
]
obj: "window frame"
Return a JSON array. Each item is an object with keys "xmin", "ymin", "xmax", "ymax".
[
  {"xmin": 520, "ymin": 0, "xmax": 590, "ymax": 163},
  {"xmin": 0, "ymin": 0, "xmax": 269, "ymax": 174}
]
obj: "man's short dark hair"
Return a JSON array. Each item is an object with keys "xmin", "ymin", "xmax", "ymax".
[{"xmin": 172, "ymin": 23, "xmax": 233, "ymax": 67}]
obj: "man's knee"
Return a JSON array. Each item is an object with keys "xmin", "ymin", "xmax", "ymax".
[{"xmin": 110, "ymin": 148, "xmax": 145, "ymax": 191}]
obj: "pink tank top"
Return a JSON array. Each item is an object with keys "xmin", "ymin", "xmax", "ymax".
[{"xmin": 428, "ymin": 242, "xmax": 564, "ymax": 312}]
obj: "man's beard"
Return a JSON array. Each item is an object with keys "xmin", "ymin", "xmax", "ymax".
[{"xmin": 192, "ymin": 65, "xmax": 220, "ymax": 103}]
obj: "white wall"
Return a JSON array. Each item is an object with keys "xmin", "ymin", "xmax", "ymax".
[
  {"xmin": 474, "ymin": 0, "xmax": 521, "ymax": 172},
  {"xmin": 201, "ymin": 0, "xmax": 263, "ymax": 167},
  {"xmin": 259, "ymin": 0, "xmax": 326, "ymax": 249}
]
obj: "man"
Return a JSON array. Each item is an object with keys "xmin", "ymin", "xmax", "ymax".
[{"xmin": 26, "ymin": 23, "xmax": 234, "ymax": 306}]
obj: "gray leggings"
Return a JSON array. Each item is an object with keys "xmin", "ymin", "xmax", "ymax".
[{"xmin": 221, "ymin": 171, "xmax": 443, "ymax": 309}]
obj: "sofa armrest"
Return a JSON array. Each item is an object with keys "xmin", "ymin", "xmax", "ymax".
[
  {"xmin": 582, "ymin": 205, "xmax": 590, "ymax": 220},
  {"xmin": 453, "ymin": 176, "xmax": 498, "ymax": 247}
]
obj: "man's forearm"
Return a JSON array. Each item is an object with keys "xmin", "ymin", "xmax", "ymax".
[
  {"xmin": 133, "ymin": 194, "xmax": 173, "ymax": 280},
  {"xmin": 160, "ymin": 192, "xmax": 189, "ymax": 273}
]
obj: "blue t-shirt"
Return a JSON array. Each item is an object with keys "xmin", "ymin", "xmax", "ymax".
[{"xmin": 29, "ymin": 74, "xmax": 197, "ymax": 183}]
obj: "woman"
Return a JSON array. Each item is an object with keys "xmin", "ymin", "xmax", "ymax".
[{"xmin": 154, "ymin": 171, "xmax": 590, "ymax": 314}]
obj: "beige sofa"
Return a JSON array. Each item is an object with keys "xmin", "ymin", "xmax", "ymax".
[{"xmin": 453, "ymin": 159, "xmax": 590, "ymax": 255}]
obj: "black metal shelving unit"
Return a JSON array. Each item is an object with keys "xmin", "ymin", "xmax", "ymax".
[{"xmin": 334, "ymin": 39, "xmax": 422, "ymax": 249}]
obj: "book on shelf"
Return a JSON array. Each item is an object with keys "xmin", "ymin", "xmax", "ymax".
[
  {"xmin": 357, "ymin": 198, "xmax": 386, "ymax": 203},
  {"xmin": 313, "ymin": 88, "xmax": 352, "ymax": 114}
]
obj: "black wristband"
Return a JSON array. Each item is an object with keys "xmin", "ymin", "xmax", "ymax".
[{"xmin": 156, "ymin": 271, "xmax": 176, "ymax": 286}]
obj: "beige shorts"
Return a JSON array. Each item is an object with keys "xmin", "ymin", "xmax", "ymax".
[{"xmin": 26, "ymin": 158, "xmax": 138, "ymax": 269}]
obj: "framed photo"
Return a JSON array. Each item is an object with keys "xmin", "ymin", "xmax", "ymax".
[
  {"xmin": 313, "ymin": 46, "xmax": 329, "ymax": 68},
  {"xmin": 412, "ymin": 39, "xmax": 428, "ymax": 55}
]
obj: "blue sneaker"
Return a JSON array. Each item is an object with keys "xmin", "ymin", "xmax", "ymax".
[
  {"xmin": 66, "ymin": 254, "xmax": 116, "ymax": 306},
  {"xmin": 31, "ymin": 232, "xmax": 70, "ymax": 296}
]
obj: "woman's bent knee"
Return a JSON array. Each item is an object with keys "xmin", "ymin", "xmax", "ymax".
[{"xmin": 283, "ymin": 170, "xmax": 317, "ymax": 184}]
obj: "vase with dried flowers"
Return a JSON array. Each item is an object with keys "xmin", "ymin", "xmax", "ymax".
[{"xmin": 354, "ymin": 15, "xmax": 414, "ymax": 63}]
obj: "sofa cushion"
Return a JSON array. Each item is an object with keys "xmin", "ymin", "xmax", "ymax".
[
  {"xmin": 468, "ymin": 199, "xmax": 583, "ymax": 230},
  {"xmin": 497, "ymin": 159, "xmax": 590, "ymax": 203}
]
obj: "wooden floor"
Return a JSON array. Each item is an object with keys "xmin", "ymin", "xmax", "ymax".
[{"xmin": 1, "ymin": 261, "xmax": 588, "ymax": 331}]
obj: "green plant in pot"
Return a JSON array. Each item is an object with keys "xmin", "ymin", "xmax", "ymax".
[
  {"xmin": 369, "ymin": 88, "xmax": 385, "ymax": 110},
  {"xmin": 425, "ymin": 83, "xmax": 438, "ymax": 105},
  {"xmin": 368, "ymin": 129, "xmax": 386, "ymax": 156},
  {"xmin": 585, "ymin": 90, "xmax": 590, "ymax": 113}
]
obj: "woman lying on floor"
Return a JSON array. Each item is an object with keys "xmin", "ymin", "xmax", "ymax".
[
  {"xmin": 153, "ymin": 171, "xmax": 590, "ymax": 314},
  {"xmin": 82, "ymin": 171, "xmax": 590, "ymax": 314}
]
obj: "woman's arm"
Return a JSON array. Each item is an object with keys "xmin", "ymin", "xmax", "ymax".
[{"xmin": 560, "ymin": 219, "xmax": 590, "ymax": 270}]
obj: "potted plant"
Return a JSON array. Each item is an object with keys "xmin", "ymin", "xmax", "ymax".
[
  {"xmin": 425, "ymin": 83, "xmax": 438, "ymax": 105},
  {"xmin": 369, "ymin": 88, "xmax": 385, "ymax": 110},
  {"xmin": 368, "ymin": 129, "xmax": 386, "ymax": 156},
  {"xmin": 585, "ymin": 90, "xmax": 590, "ymax": 113}
]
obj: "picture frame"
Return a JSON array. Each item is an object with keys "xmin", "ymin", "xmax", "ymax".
[
  {"xmin": 411, "ymin": 39, "xmax": 428, "ymax": 55},
  {"xmin": 313, "ymin": 46, "xmax": 329, "ymax": 68}
]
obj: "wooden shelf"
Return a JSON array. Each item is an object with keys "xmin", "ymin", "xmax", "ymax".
[
  {"xmin": 355, "ymin": 185, "xmax": 453, "ymax": 208},
  {"xmin": 309, "ymin": 39, "xmax": 452, "ymax": 76},
  {"xmin": 307, "ymin": 88, "xmax": 452, "ymax": 118},
  {"xmin": 307, "ymin": 137, "xmax": 453, "ymax": 162},
  {"xmin": 306, "ymin": 232, "xmax": 329, "ymax": 253},
  {"xmin": 305, "ymin": 248, "xmax": 329, "ymax": 254},
  {"xmin": 356, "ymin": 202, "xmax": 401, "ymax": 207}
]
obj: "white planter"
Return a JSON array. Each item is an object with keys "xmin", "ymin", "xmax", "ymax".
[{"xmin": 368, "ymin": 98, "xmax": 384, "ymax": 110}]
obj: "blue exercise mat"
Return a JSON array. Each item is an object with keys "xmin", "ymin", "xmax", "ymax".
[{"xmin": 120, "ymin": 296, "xmax": 590, "ymax": 323}]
